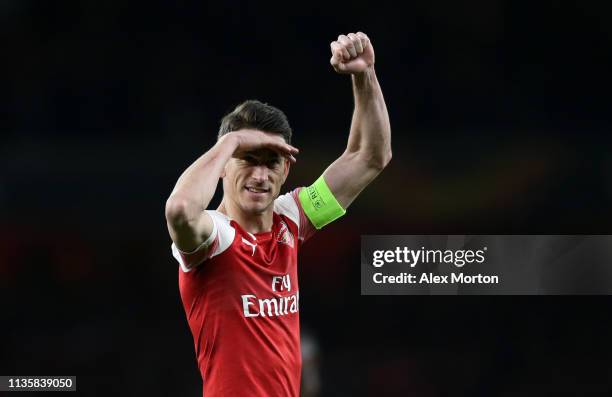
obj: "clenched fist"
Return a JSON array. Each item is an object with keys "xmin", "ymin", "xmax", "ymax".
[{"xmin": 330, "ymin": 32, "xmax": 374, "ymax": 75}]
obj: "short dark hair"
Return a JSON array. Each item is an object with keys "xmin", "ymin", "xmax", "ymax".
[{"xmin": 218, "ymin": 100, "xmax": 292, "ymax": 144}]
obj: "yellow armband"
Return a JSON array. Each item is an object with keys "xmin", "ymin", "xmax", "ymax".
[{"xmin": 298, "ymin": 175, "xmax": 346, "ymax": 229}]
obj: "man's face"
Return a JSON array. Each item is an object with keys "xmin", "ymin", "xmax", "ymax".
[{"xmin": 223, "ymin": 147, "xmax": 290, "ymax": 215}]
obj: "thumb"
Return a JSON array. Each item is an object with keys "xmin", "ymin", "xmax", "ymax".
[
  {"xmin": 331, "ymin": 60, "xmax": 350, "ymax": 73},
  {"xmin": 330, "ymin": 55, "xmax": 347, "ymax": 71}
]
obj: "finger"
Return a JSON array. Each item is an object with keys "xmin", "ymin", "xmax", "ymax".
[
  {"xmin": 358, "ymin": 32, "xmax": 370, "ymax": 50},
  {"xmin": 356, "ymin": 32, "xmax": 369, "ymax": 50},
  {"xmin": 287, "ymin": 154, "xmax": 297, "ymax": 164},
  {"xmin": 348, "ymin": 33, "xmax": 363, "ymax": 54},
  {"xmin": 260, "ymin": 132, "xmax": 297, "ymax": 151},
  {"xmin": 276, "ymin": 142, "xmax": 299, "ymax": 155},
  {"xmin": 260, "ymin": 137, "xmax": 297, "ymax": 156},
  {"xmin": 338, "ymin": 35, "xmax": 356, "ymax": 58},
  {"xmin": 331, "ymin": 40, "xmax": 350, "ymax": 61},
  {"xmin": 337, "ymin": 34, "xmax": 357, "ymax": 58},
  {"xmin": 356, "ymin": 31, "xmax": 369, "ymax": 42},
  {"xmin": 330, "ymin": 42, "xmax": 346, "ymax": 64}
]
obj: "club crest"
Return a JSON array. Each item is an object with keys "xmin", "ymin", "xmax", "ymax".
[{"xmin": 277, "ymin": 221, "xmax": 295, "ymax": 248}]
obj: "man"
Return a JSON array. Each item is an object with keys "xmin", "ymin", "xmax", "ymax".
[{"xmin": 165, "ymin": 31, "xmax": 391, "ymax": 396}]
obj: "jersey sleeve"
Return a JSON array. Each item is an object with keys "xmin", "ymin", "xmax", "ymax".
[
  {"xmin": 171, "ymin": 210, "xmax": 235, "ymax": 272},
  {"xmin": 274, "ymin": 188, "xmax": 316, "ymax": 243}
]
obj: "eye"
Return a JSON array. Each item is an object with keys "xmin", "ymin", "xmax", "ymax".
[{"xmin": 266, "ymin": 158, "xmax": 282, "ymax": 169}]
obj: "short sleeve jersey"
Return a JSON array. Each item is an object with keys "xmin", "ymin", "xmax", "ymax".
[{"xmin": 171, "ymin": 188, "xmax": 315, "ymax": 397}]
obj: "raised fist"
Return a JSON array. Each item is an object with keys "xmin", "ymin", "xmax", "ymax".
[{"xmin": 330, "ymin": 32, "xmax": 375, "ymax": 75}]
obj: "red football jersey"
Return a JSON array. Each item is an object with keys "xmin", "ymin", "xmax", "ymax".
[{"xmin": 171, "ymin": 188, "xmax": 315, "ymax": 397}]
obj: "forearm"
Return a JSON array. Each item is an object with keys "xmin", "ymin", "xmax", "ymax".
[
  {"xmin": 167, "ymin": 134, "xmax": 237, "ymax": 218},
  {"xmin": 346, "ymin": 67, "xmax": 392, "ymax": 168}
]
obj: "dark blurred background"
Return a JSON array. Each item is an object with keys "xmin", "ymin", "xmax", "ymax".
[{"xmin": 2, "ymin": 0, "xmax": 612, "ymax": 395}]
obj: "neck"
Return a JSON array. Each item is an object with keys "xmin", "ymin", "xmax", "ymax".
[{"xmin": 218, "ymin": 198, "xmax": 274, "ymax": 234}]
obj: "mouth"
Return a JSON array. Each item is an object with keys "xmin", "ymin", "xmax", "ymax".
[{"xmin": 244, "ymin": 186, "xmax": 271, "ymax": 195}]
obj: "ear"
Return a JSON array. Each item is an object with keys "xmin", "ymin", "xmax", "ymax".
[{"xmin": 281, "ymin": 158, "xmax": 290, "ymax": 185}]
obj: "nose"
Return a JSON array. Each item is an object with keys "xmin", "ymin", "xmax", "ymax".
[{"xmin": 250, "ymin": 164, "xmax": 269, "ymax": 182}]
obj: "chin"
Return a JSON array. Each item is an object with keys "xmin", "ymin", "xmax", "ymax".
[{"xmin": 241, "ymin": 201, "xmax": 271, "ymax": 215}]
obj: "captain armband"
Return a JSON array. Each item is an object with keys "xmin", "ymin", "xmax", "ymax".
[{"xmin": 298, "ymin": 175, "xmax": 346, "ymax": 229}]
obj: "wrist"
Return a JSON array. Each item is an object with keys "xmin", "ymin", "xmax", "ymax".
[
  {"xmin": 352, "ymin": 66, "xmax": 377, "ymax": 92},
  {"xmin": 353, "ymin": 66, "xmax": 375, "ymax": 83}
]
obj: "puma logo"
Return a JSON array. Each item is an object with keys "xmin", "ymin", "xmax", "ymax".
[{"xmin": 241, "ymin": 237, "xmax": 257, "ymax": 256}]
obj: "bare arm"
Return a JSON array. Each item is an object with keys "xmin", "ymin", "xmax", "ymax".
[
  {"xmin": 165, "ymin": 131, "xmax": 298, "ymax": 253},
  {"xmin": 323, "ymin": 32, "xmax": 392, "ymax": 208}
]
